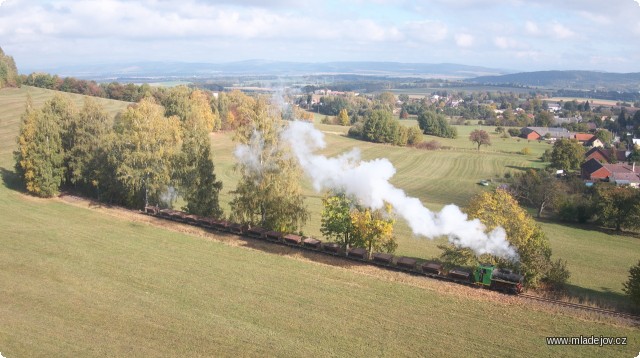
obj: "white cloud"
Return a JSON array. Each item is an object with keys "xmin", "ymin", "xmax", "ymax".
[
  {"xmin": 454, "ymin": 33, "xmax": 474, "ymax": 47},
  {"xmin": 494, "ymin": 36, "xmax": 519, "ymax": 50},
  {"xmin": 551, "ymin": 23, "xmax": 575, "ymax": 39},
  {"xmin": 524, "ymin": 21, "xmax": 540, "ymax": 35},
  {"xmin": 404, "ymin": 20, "xmax": 448, "ymax": 43}
]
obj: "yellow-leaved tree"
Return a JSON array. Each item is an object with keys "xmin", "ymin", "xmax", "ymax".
[
  {"xmin": 462, "ymin": 189, "xmax": 568, "ymax": 288},
  {"xmin": 350, "ymin": 203, "xmax": 398, "ymax": 259}
]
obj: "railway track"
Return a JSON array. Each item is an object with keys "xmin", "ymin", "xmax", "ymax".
[
  {"xmin": 519, "ymin": 293, "xmax": 640, "ymax": 321},
  {"xmin": 141, "ymin": 208, "xmax": 640, "ymax": 322}
]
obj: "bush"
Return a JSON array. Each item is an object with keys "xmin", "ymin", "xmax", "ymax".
[
  {"xmin": 543, "ymin": 259, "xmax": 571, "ymax": 291},
  {"xmin": 414, "ymin": 140, "xmax": 441, "ymax": 150},
  {"xmin": 406, "ymin": 126, "xmax": 423, "ymax": 146},
  {"xmin": 347, "ymin": 122, "xmax": 364, "ymax": 139},
  {"xmin": 508, "ymin": 128, "xmax": 521, "ymax": 137},
  {"xmin": 623, "ymin": 261, "xmax": 640, "ymax": 306},
  {"xmin": 521, "ymin": 147, "xmax": 531, "ymax": 155}
]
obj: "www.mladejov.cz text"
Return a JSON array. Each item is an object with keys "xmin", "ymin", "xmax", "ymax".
[{"xmin": 546, "ymin": 335, "xmax": 627, "ymax": 347}]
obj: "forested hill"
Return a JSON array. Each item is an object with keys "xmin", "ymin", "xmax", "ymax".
[
  {"xmin": 467, "ymin": 70, "xmax": 640, "ymax": 90},
  {"xmin": 0, "ymin": 46, "xmax": 20, "ymax": 88}
]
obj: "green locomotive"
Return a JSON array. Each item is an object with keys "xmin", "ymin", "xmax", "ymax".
[{"xmin": 473, "ymin": 264, "xmax": 524, "ymax": 294}]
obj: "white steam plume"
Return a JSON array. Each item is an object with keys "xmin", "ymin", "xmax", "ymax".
[{"xmin": 282, "ymin": 121, "xmax": 519, "ymax": 261}]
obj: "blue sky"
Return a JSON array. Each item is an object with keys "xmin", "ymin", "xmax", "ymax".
[{"xmin": 1, "ymin": 0, "xmax": 639, "ymax": 73}]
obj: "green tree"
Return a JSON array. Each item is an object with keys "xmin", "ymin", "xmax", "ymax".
[
  {"xmin": 469, "ymin": 129, "xmax": 491, "ymax": 151},
  {"xmin": 111, "ymin": 98, "xmax": 182, "ymax": 208},
  {"xmin": 511, "ymin": 169, "xmax": 565, "ymax": 218},
  {"xmin": 465, "ymin": 189, "xmax": 554, "ymax": 287},
  {"xmin": 594, "ymin": 129, "xmax": 613, "ymax": 145},
  {"xmin": 161, "ymin": 86, "xmax": 192, "ymax": 121},
  {"xmin": 534, "ymin": 111, "xmax": 554, "ymax": 127},
  {"xmin": 230, "ymin": 98, "xmax": 308, "ymax": 232},
  {"xmin": 593, "ymin": 184, "xmax": 640, "ymax": 231},
  {"xmin": 362, "ymin": 109, "xmax": 399, "ymax": 144},
  {"xmin": 550, "ymin": 138, "xmax": 585, "ymax": 171},
  {"xmin": 14, "ymin": 96, "xmax": 66, "ymax": 197},
  {"xmin": 321, "ymin": 192, "xmax": 358, "ymax": 253},
  {"xmin": 337, "ymin": 108, "xmax": 350, "ymax": 126},
  {"xmin": 628, "ymin": 145, "xmax": 640, "ymax": 166},
  {"xmin": 623, "ymin": 261, "xmax": 640, "ymax": 306},
  {"xmin": 417, "ymin": 110, "xmax": 457, "ymax": 138},
  {"xmin": 178, "ymin": 91, "xmax": 223, "ymax": 217},
  {"xmin": 66, "ymin": 98, "xmax": 110, "ymax": 189},
  {"xmin": 350, "ymin": 203, "xmax": 398, "ymax": 259}
]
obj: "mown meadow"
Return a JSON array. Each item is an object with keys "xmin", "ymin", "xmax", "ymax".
[{"xmin": 0, "ymin": 87, "xmax": 638, "ymax": 357}]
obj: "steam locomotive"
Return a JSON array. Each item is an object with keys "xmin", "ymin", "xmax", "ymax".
[{"xmin": 143, "ymin": 206, "xmax": 524, "ymax": 294}]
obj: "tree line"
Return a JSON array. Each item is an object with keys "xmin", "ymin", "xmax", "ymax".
[
  {"xmin": 14, "ymin": 90, "xmax": 223, "ymax": 218},
  {"xmin": 347, "ymin": 109, "xmax": 423, "ymax": 146}
]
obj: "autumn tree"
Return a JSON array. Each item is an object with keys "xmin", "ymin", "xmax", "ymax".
[
  {"xmin": 550, "ymin": 138, "xmax": 585, "ymax": 172},
  {"xmin": 350, "ymin": 203, "xmax": 398, "ymax": 259},
  {"xmin": 320, "ymin": 192, "xmax": 358, "ymax": 253},
  {"xmin": 0, "ymin": 46, "xmax": 19, "ymax": 88},
  {"xmin": 464, "ymin": 189, "xmax": 557, "ymax": 287},
  {"xmin": 623, "ymin": 261, "xmax": 640, "ymax": 306},
  {"xmin": 337, "ymin": 108, "xmax": 350, "ymax": 126},
  {"xmin": 230, "ymin": 97, "xmax": 308, "ymax": 232},
  {"xmin": 376, "ymin": 91, "xmax": 396, "ymax": 110},
  {"xmin": 14, "ymin": 95, "xmax": 66, "ymax": 197},
  {"xmin": 469, "ymin": 129, "xmax": 491, "ymax": 151},
  {"xmin": 177, "ymin": 90, "xmax": 223, "ymax": 217},
  {"xmin": 510, "ymin": 169, "xmax": 565, "ymax": 218},
  {"xmin": 111, "ymin": 98, "xmax": 182, "ymax": 208}
]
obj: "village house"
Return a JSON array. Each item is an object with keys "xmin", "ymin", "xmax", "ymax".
[
  {"xmin": 581, "ymin": 158, "xmax": 639, "ymax": 187},
  {"xmin": 584, "ymin": 147, "xmax": 629, "ymax": 164},
  {"xmin": 520, "ymin": 127, "xmax": 571, "ymax": 140}
]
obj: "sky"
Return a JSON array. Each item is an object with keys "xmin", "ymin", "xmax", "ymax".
[{"xmin": 1, "ymin": 0, "xmax": 640, "ymax": 73}]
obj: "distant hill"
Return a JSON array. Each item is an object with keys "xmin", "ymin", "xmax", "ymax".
[
  {"xmin": 25, "ymin": 60, "xmax": 509, "ymax": 80},
  {"xmin": 467, "ymin": 70, "xmax": 640, "ymax": 90}
]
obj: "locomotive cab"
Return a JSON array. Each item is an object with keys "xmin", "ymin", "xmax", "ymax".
[{"xmin": 473, "ymin": 264, "xmax": 495, "ymax": 287}]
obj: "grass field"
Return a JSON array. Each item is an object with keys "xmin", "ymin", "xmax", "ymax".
[
  {"xmin": 547, "ymin": 97, "xmax": 623, "ymax": 107},
  {"xmin": 1, "ymin": 87, "xmax": 639, "ymax": 356}
]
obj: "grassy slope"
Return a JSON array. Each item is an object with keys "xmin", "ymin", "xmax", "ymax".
[
  {"xmin": 0, "ymin": 87, "xmax": 639, "ymax": 356},
  {"xmin": 214, "ymin": 112, "xmax": 640, "ymax": 304},
  {"xmin": 1, "ymin": 187, "xmax": 637, "ymax": 357}
]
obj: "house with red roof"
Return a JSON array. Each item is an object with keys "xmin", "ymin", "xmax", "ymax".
[{"xmin": 581, "ymin": 158, "xmax": 639, "ymax": 187}]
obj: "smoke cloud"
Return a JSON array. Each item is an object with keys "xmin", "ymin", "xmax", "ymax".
[{"xmin": 281, "ymin": 121, "xmax": 519, "ymax": 261}]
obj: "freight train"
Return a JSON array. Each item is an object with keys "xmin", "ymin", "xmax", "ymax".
[{"xmin": 143, "ymin": 206, "xmax": 525, "ymax": 294}]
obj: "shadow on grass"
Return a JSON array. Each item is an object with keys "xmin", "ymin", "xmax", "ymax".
[
  {"xmin": 536, "ymin": 217, "xmax": 640, "ymax": 240},
  {"xmin": 560, "ymin": 283, "xmax": 639, "ymax": 314},
  {"xmin": 207, "ymin": 231, "xmax": 369, "ymax": 271},
  {"xmin": 0, "ymin": 166, "xmax": 25, "ymax": 193},
  {"xmin": 505, "ymin": 165, "xmax": 535, "ymax": 172}
]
